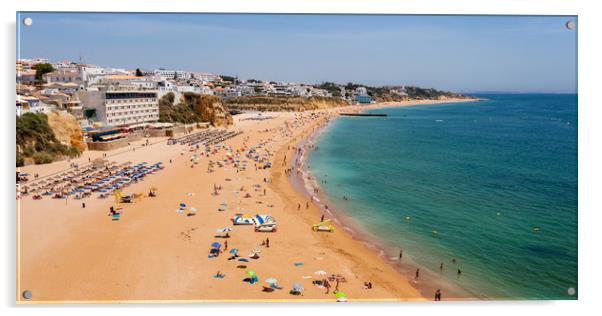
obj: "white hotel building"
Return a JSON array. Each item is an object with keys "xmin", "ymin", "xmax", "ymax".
[
  {"xmin": 78, "ymin": 85, "xmax": 160, "ymax": 127},
  {"xmin": 153, "ymin": 69, "xmax": 191, "ymax": 80}
]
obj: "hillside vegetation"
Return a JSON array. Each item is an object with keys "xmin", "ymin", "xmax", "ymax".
[
  {"xmin": 317, "ymin": 82, "xmax": 474, "ymax": 102},
  {"xmin": 16, "ymin": 112, "xmax": 82, "ymax": 166}
]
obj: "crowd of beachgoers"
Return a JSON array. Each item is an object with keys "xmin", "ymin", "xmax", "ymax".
[{"xmin": 19, "ymin": 105, "xmax": 460, "ymax": 302}]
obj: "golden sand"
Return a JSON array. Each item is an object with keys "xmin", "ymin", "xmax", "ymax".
[{"xmin": 17, "ymin": 99, "xmax": 474, "ymax": 303}]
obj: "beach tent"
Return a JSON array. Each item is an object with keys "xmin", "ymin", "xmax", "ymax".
[
  {"xmin": 312, "ymin": 219, "xmax": 335, "ymax": 232},
  {"xmin": 231, "ymin": 214, "xmax": 254, "ymax": 225},
  {"xmin": 253, "ymin": 214, "xmax": 275, "ymax": 226}
]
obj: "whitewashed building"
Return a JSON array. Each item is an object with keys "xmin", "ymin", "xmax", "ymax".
[
  {"xmin": 154, "ymin": 69, "xmax": 191, "ymax": 80},
  {"xmin": 77, "ymin": 85, "xmax": 159, "ymax": 126}
]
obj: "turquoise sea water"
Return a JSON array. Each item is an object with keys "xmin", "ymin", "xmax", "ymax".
[{"xmin": 306, "ymin": 94, "xmax": 577, "ymax": 300}]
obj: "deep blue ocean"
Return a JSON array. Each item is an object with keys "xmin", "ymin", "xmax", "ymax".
[{"xmin": 306, "ymin": 94, "xmax": 577, "ymax": 300}]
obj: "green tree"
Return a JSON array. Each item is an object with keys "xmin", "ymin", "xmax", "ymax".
[
  {"xmin": 32, "ymin": 63, "xmax": 54, "ymax": 81},
  {"xmin": 221, "ymin": 75, "xmax": 236, "ymax": 82},
  {"xmin": 16, "ymin": 153, "xmax": 24, "ymax": 167},
  {"xmin": 32, "ymin": 152, "xmax": 53, "ymax": 164},
  {"xmin": 135, "ymin": 68, "xmax": 143, "ymax": 76}
]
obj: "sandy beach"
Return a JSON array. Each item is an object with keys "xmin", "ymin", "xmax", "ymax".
[{"xmin": 17, "ymin": 98, "xmax": 476, "ymax": 303}]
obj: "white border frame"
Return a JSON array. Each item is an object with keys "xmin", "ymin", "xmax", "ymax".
[{"xmin": 2, "ymin": 0, "xmax": 600, "ymax": 315}]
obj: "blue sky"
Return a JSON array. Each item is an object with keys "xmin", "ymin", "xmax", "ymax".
[{"xmin": 17, "ymin": 13, "xmax": 577, "ymax": 93}]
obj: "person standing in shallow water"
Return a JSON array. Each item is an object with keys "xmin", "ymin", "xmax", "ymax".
[
  {"xmin": 399, "ymin": 249, "xmax": 403, "ymax": 260},
  {"xmin": 434, "ymin": 289, "xmax": 442, "ymax": 301},
  {"xmin": 415, "ymin": 268, "xmax": 420, "ymax": 279}
]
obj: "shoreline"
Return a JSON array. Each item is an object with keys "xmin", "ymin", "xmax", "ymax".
[
  {"xmin": 268, "ymin": 111, "xmax": 426, "ymax": 301},
  {"xmin": 284, "ymin": 98, "xmax": 484, "ymax": 300}
]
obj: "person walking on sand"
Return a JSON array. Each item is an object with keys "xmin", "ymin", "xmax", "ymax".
[
  {"xmin": 224, "ymin": 240, "xmax": 228, "ymax": 250},
  {"xmin": 306, "ymin": 201, "xmax": 309, "ymax": 209},
  {"xmin": 324, "ymin": 279, "xmax": 331, "ymax": 294},
  {"xmin": 265, "ymin": 238, "xmax": 270, "ymax": 248},
  {"xmin": 435, "ymin": 289, "xmax": 442, "ymax": 301},
  {"xmin": 320, "ymin": 214, "xmax": 325, "ymax": 222},
  {"xmin": 298, "ymin": 203, "xmax": 301, "ymax": 211}
]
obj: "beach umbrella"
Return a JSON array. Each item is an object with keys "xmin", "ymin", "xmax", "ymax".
[
  {"xmin": 314, "ymin": 270, "xmax": 327, "ymax": 276},
  {"xmin": 335, "ymin": 292, "xmax": 347, "ymax": 299},
  {"xmin": 246, "ymin": 270, "xmax": 256, "ymax": 277},
  {"xmin": 265, "ymin": 278, "xmax": 277, "ymax": 284},
  {"xmin": 211, "ymin": 242, "xmax": 221, "ymax": 248},
  {"xmin": 292, "ymin": 282, "xmax": 304, "ymax": 292},
  {"xmin": 229, "ymin": 248, "xmax": 238, "ymax": 254},
  {"xmin": 221, "ymin": 227, "xmax": 233, "ymax": 232},
  {"xmin": 179, "ymin": 203, "xmax": 187, "ymax": 208}
]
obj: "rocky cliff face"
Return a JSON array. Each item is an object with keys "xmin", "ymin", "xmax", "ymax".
[
  {"xmin": 180, "ymin": 93, "xmax": 233, "ymax": 127},
  {"xmin": 46, "ymin": 110, "xmax": 86, "ymax": 152},
  {"xmin": 225, "ymin": 96, "xmax": 349, "ymax": 112}
]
